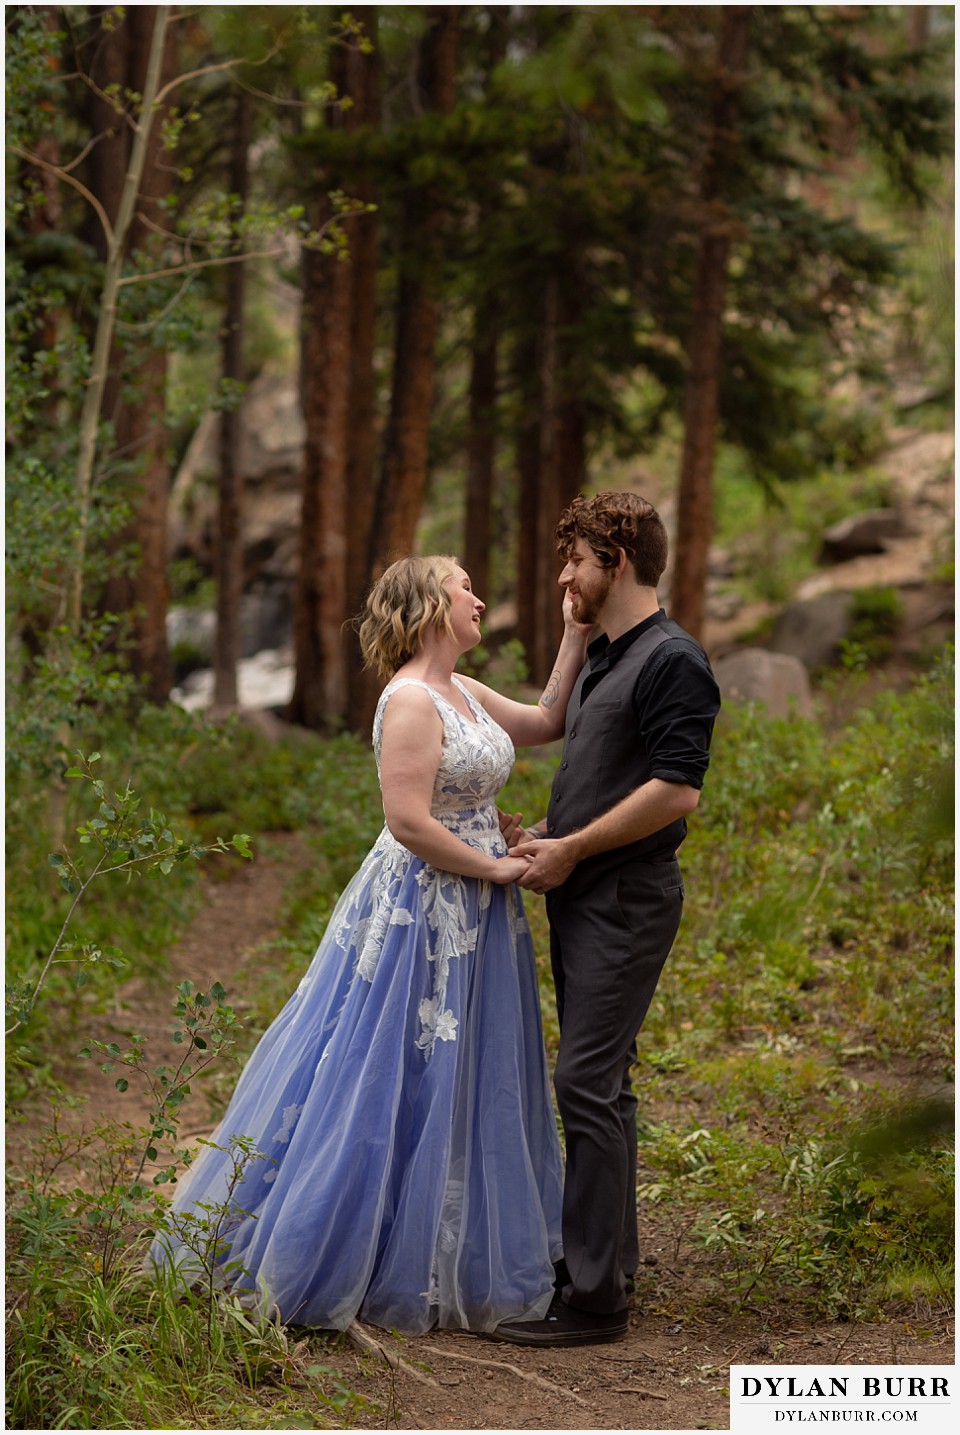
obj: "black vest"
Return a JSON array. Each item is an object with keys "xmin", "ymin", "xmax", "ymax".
[{"xmin": 545, "ymin": 620, "xmax": 688, "ymax": 876}]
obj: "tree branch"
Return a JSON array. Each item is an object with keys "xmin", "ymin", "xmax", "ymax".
[
  {"xmin": 417, "ymin": 1342, "xmax": 591, "ymax": 1407},
  {"xmin": 345, "ymin": 1322, "xmax": 441, "ymax": 1387},
  {"xmin": 5, "ymin": 849, "xmax": 111, "ymax": 1037},
  {"xmin": 115, "ymin": 244, "xmax": 292, "ymax": 289},
  {"xmin": 153, "ymin": 42, "xmax": 285, "ymax": 109},
  {"xmin": 8, "ymin": 143, "xmax": 114, "ymax": 249}
]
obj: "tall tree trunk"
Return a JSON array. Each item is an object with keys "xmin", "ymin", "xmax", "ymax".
[
  {"xmin": 22, "ymin": 7, "xmax": 62, "ymax": 397},
  {"xmin": 94, "ymin": 5, "xmax": 177, "ymax": 699},
  {"xmin": 69, "ymin": 4, "xmax": 171, "ymax": 639},
  {"xmin": 532, "ymin": 276, "xmax": 561, "ymax": 681},
  {"xmin": 343, "ymin": 10, "xmax": 383, "ymax": 730},
  {"xmin": 48, "ymin": 5, "xmax": 168, "ymax": 845},
  {"xmin": 540, "ymin": 274, "xmax": 586, "ymax": 673},
  {"xmin": 289, "ymin": 42, "xmax": 356, "ymax": 731},
  {"xmin": 213, "ymin": 87, "xmax": 253, "ymax": 712},
  {"xmin": 670, "ymin": 6, "xmax": 750, "ymax": 640},
  {"xmin": 14, "ymin": 7, "xmax": 64, "ymax": 673},
  {"xmin": 908, "ymin": 6, "xmax": 930, "ymax": 47},
  {"xmin": 514, "ymin": 326, "xmax": 542, "ymax": 671},
  {"xmin": 461, "ymin": 8, "xmax": 508, "ymax": 607},
  {"xmin": 347, "ymin": 6, "xmax": 460, "ymax": 735},
  {"xmin": 523, "ymin": 273, "xmax": 587, "ymax": 680},
  {"xmin": 463, "ymin": 292, "xmax": 499, "ymax": 601},
  {"xmin": 367, "ymin": 6, "xmax": 460, "ymax": 575}
]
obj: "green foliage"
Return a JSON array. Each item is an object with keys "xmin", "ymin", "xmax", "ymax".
[
  {"xmin": 6, "ymin": 1241, "xmax": 370, "ymax": 1430},
  {"xmin": 4, "ymin": 649, "xmax": 952, "ymax": 1428},
  {"xmin": 629, "ymin": 648, "xmax": 955, "ymax": 1318},
  {"xmin": 6, "ymin": 1049, "xmax": 374, "ymax": 1430},
  {"xmin": 4, "ymin": 10, "xmax": 955, "ymax": 1415},
  {"xmin": 80, "ymin": 979, "xmax": 244, "ymax": 1188},
  {"xmin": 841, "ymin": 585, "xmax": 905, "ymax": 666},
  {"xmin": 5, "ymin": 752, "xmax": 251, "ymax": 1042},
  {"xmin": 4, "ymin": 718, "xmax": 377, "ymax": 1426},
  {"xmin": 710, "ymin": 453, "xmax": 895, "ymax": 606}
]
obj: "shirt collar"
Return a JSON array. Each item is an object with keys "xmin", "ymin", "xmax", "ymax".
[{"xmin": 588, "ymin": 608, "xmax": 666, "ymax": 672}]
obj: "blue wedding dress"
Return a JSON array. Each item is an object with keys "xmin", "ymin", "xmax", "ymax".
[{"xmin": 148, "ymin": 677, "xmax": 563, "ymax": 1333}]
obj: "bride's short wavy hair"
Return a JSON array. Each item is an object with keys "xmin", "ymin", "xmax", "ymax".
[{"xmin": 358, "ymin": 555, "xmax": 460, "ymax": 679}]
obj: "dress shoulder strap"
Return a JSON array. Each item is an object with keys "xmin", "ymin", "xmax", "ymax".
[
  {"xmin": 379, "ymin": 676, "xmax": 444, "ymax": 707},
  {"xmin": 374, "ymin": 677, "xmax": 448, "ymax": 730}
]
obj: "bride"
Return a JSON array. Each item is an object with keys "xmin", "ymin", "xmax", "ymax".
[{"xmin": 149, "ymin": 554, "xmax": 589, "ymax": 1334}]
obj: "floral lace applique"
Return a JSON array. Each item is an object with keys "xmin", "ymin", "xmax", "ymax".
[
  {"xmin": 357, "ymin": 676, "xmax": 516, "ymax": 1058},
  {"xmin": 271, "ymin": 1103, "xmax": 304, "ymax": 1144}
]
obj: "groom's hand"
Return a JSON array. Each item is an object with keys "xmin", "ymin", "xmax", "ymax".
[{"xmin": 513, "ymin": 837, "xmax": 577, "ymax": 893}]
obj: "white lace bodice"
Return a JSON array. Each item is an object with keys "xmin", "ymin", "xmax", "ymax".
[
  {"xmin": 372, "ymin": 676, "xmax": 515, "ymax": 848},
  {"xmin": 311, "ymin": 675, "xmax": 524, "ymax": 1058}
]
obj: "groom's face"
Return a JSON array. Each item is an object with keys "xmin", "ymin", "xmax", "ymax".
[{"xmin": 559, "ymin": 538, "xmax": 615, "ymax": 628}]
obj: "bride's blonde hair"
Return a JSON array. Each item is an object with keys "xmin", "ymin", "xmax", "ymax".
[{"xmin": 358, "ymin": 555, "xmax": 460, "ymax": 679}]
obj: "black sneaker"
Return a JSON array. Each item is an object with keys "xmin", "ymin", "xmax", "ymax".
[{"xmin": 492, "ymin": 1296, "xmax": 627, "ymax": 1347}]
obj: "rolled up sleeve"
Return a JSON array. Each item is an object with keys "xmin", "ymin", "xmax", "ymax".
[{"xmin": 634, "ymin": 643, "xmax": 721, "ymax": 789}]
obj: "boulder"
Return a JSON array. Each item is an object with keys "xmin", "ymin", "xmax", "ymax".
[
  {"xmin": 167, "ymin": 590, "xmax": 294, "ymax": 675},
  {"xmin": 768, "ymin": 591, "xmax": 854, "ymax": 671},
  {"xmin": 166, "ymin": 607, "xmax": 217, "ymax": 680},
  {"xmin": 713, "ymin": 648, "xmax": 814, "ymax": 719},
  {"xmin": 172, "ymin": 645, "xmax": 295, "ymax": 713},
  {"xmin": 819, "ymin": 508, "xmax": 909, "ymax": 563}
]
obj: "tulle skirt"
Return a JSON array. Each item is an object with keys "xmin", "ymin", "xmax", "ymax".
[{"xmin": 148, "ymin": 826, "xmax": 564, "ymax": 1334}]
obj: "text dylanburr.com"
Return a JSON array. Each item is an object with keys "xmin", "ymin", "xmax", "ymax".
[{"xmin": 730, "ymin": 1367, "xmax": 954, "ymax": 1433}]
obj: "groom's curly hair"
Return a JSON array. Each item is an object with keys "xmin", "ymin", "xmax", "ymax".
[
  {"xmin": 358, "ymin": 555, "xmax": 459, "ymax": 679},
  {"xmin": 556, "ymin": 491, "xmax": 668, "ymax": 588}
]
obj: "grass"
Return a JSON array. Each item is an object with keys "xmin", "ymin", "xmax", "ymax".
[
  {"xmin": 4, "ymin": 646, "xmax": 954, "ymax": 1426},
  {"xmin": 7, "ymin": 1217, "xmax": 374, "ymax": 1430}
]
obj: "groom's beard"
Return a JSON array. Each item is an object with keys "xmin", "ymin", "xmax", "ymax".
[{"xmin": 568, "ymin": 569, "xmax": 614, "ymax": 628}]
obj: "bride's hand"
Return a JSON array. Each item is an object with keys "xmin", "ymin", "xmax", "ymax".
[
  {"xmin": 561, "ymin": 587, "xmax": 593, "ymax": 637},
  {"xmin": 489, "ymin": 854, "xmax": 535, "ymax": 886}
]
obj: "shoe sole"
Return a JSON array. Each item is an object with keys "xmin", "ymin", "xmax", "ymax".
[{"xmin": 490, "ymin": 1325, "xmax": 627, "ymax": 1348}]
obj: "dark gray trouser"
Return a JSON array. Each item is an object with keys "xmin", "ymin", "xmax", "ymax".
[{"xmin": 547, "ymin": 857, "xmax": 684, "ymax": 1315}]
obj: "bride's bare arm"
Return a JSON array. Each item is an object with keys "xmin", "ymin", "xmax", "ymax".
[{"xmin": 459, "ymin": 592, "xmax": 590, "ymax": 747}]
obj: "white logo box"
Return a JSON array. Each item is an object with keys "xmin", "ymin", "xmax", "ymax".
[{"xmin": 731, "ymin": 1365, "xmax": 954, "ymax": 1434}]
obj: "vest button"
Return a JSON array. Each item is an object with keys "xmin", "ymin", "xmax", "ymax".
[{"xmin": 561, "ymin": 760, "xmax": 568, "ymax": 769}]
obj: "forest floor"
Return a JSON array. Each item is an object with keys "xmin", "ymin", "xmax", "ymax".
[{"xmin": 13, "ymin": 831, "xmax": 953, "ymax": 1432}]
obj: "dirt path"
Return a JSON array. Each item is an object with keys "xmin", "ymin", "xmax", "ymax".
[{"xmin": 16, "ymin": 838, "xmax": 953, "ymax": 1431}]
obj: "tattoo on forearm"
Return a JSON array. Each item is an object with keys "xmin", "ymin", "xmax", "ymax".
[{"xmin": 541, "ymin": 669, "xmax": 562, "ymax": 709}]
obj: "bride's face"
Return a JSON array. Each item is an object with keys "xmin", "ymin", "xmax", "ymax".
[{"xmin": 444, "ymin": 566, "xmax": 485, "ymax": 651}]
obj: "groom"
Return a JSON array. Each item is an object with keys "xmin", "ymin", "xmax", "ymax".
[{"xmin": 496, "ymin": 491, "xmax": 721, "ymax": 1346}]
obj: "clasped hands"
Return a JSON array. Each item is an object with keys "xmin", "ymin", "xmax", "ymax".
[{"xmin": 496, "ymin": 809, "xmax": 576, "ymax": 894}]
